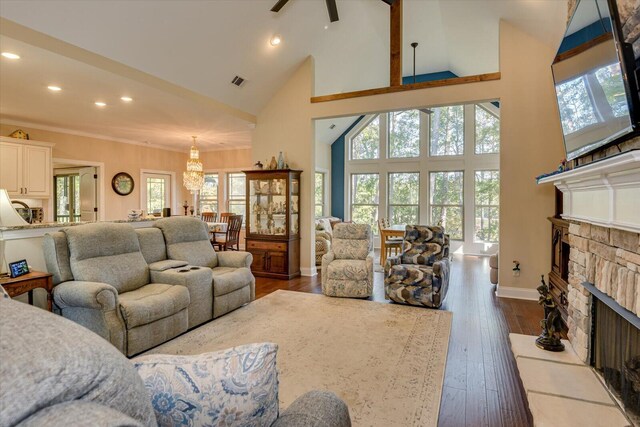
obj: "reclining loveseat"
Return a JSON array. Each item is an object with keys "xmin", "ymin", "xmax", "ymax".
[{"xmin": 42, "ymin": 217, "xmax": 255, "ymax": 356}]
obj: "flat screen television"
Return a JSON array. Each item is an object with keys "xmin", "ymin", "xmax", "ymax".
[{"xmin": 552, "ymin": 0, "xmax": 640, "ymax": 161}]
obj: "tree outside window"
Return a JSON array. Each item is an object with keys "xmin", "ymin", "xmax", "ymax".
[
  {"xmin": 227, "ymin": 173, "xmax": 246, "ymax": 221},
  {"xmin": 430, "ymin": 106, "xmax": 464, "ymax": 156},
  {"xmin": 429, "ymin": 171, "xmax": 464, "ymax": 240},
  {"xmin": 388, "ymin": 172, "xmax": 419, "ymax": 225},
  {"xmin": 474, "ymin": 170, "xmax": 500, "ymax": 243},
  {"xmin": 351, "ymin": 173, "xmax": 379, "ymax": 234},
  {"xmin": 475, "ymin": 106, "xmax": 500, "ymax": 154},
  {"xmin": 351, "ymin": 116, "xmax": 380, "ymax": 160},
  {"xmin": 389, "ymin": 110, "xmax": 420, "ymax": 158},
  {"xmin": 200, "ymin": 173, "xmax": 218, "ymax": 214},
  {"xmin": 315, "ymin": 172, "xmax": 325, "ymax": 217},
  {"xmin": 146, "ymin": 177, "xmax": 166, "ymax": 214}
]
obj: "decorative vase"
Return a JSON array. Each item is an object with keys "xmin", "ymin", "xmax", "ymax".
[
  {"xmin": 269, "ymin": 156, "xmax": 277, "ymax": 170},
  {"xmin": 277, "ymin": 151, "xmax": 284, "ymax": 169}
]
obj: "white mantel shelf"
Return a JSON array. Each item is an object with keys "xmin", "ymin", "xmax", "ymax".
[{"xmin": 538, "ymin": 150, "xmax": 640, "ymax": 233}]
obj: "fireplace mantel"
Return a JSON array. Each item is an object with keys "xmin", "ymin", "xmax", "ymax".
[{"xmin": 538, "ymin": 150, "xmax": 640, "ymax": 233}]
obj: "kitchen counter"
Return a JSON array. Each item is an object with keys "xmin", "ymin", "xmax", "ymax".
[
  {"xmin": 0, "ymin": 218, "xmax": 161, "ymax": 240},
  {"xmin": 0, "ymin": 217, "xmax": 160, "ymax": 232}
]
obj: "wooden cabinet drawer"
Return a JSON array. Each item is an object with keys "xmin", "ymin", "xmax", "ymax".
[{"xmin": 247, "ymin": 240, "xmax": 286, "ymax": 252}]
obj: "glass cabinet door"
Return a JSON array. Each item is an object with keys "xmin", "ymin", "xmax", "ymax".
[
  {"xmin": 290, "ymin": 175, "xmax": 299, "ymax": 236},
  {"xmin": 249, "ymin": 176, "xmax": 288, "ymax": 236}
]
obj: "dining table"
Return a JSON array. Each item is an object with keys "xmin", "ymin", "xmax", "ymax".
[
  {"xmin": 380, "ymin": 224, "xmax": 406, "ymax": 266},
  {"xmin": 206, "ymin": 222, "xmax": 228, "ymax": 233}
]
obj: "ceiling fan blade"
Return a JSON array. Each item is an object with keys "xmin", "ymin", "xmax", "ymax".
[
  {"xmin": 326, "ymin": 0, "xmax": 339, "ymax": 22},
  {"xmin": 380, "ymin": 0, "xmax": 396, "ymax": 5},
  {"xmin": 271, "ymin": 0, "xmax": 290, "ymax": 13}
]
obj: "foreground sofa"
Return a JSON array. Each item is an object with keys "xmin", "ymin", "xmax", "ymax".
[
  {"xmin": 43, "ymin": 217, "xmax": 255, "ymax": 356},
  {"xmin": 0, "ymin": 295, "xmax": 351, "ymax": 427}
]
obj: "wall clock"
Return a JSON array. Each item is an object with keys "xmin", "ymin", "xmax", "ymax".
[{"xmin": 111, "ymin": 172, "xmax": 134, "ymax": 196}]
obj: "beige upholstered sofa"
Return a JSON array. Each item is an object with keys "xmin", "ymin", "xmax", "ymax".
[{"xmin": 42, "ymin": 217, "xmax": 255, "ymax": 356}]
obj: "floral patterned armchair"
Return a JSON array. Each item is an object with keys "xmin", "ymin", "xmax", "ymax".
[
  {"xmin": 321, "ymin": 223, "xmax": 374, "ymax": 298},
  {"xmin": 384, "ymin": 225, "xmax": 450, "ymax": 308}
]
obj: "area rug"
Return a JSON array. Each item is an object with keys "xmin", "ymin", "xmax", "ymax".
[{"xmin": 146, "ymin": 290, "xmax": 452, "ymax": 426}]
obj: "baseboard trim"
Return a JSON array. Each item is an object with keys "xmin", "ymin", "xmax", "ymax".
[
  {"xmin": 496, "ymin": 286, "xmax": 538, "ymax": 301},
  {"xmin": 300, "ymin": 267, "xmax": 318, "ymax": 277}
]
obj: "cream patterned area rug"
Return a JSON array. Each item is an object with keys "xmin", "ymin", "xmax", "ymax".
[{"xmin": 146, "ymin": 290, "xmax": 452, "ymax": 426}]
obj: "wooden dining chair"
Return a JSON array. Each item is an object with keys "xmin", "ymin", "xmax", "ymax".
[
  {"xmin": 201, "ymin": 212, "xmax": 217, "ymax": 222},
  {"xmin": 378, "ymin": 218, "xmax": 403, "ymax": 266},
  {"xmin": 210, "ymin": 212, "xmax": 232, "ymax": 244},
  {"xmin": 213, "ymin": 215, "xmax": 243, "ymax": 251}
]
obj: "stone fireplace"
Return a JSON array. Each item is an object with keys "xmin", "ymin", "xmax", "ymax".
[
  {"xmin": 566, "ymin": 221, "xmax": 639, "ymax": 363},
  {"xmin": 539, "ymin": 150, "xmax": 640, "ymax": 423}
]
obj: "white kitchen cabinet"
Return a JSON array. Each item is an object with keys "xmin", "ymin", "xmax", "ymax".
[{"xmin": 0, "ymin": 137, "xmax": 54, "ymax": 198}]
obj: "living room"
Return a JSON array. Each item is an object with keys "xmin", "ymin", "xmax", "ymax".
[{"xmin": 1, "ymin": 0, "xmax": 639, "ymax": 426}]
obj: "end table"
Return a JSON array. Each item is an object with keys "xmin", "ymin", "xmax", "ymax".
[{"xmin": 0, "ymin": 271, "xmax": 54, "ymax": 311}]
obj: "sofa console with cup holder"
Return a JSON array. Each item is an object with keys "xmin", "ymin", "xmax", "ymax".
[{"xmin": 43, "ymin": 217, "xmax": 255, "ymax": 356}]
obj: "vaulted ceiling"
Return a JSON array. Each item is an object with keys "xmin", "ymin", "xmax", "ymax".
[{"xmin": 0, "ymin": 0, "xmax": 567, "ymax": 150}]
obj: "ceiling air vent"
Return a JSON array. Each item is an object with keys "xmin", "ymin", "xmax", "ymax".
[{"xmin": 231, "ymin": 76, "xmax": 246, "ymax": 87}]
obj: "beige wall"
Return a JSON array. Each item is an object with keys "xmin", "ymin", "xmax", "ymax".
[
  {"xmin": 200, "ymin": 148, "xmax": 252, "ymax": 171},
  {"xmin": 1, "ymin": 122, "xmax": 252, "ymax": 220},
  {"xmin": 315, "ymin": 141, "xmax": 331, "ymax": 170},
  {"xmin": 252, "ymin": 58, "xmax": 316, "ymax": 275},
  {"xmin": 254, "ymin": 21, "xmax": 565, "ymax": 293}
]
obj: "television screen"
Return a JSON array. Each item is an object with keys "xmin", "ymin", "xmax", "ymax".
[{"xmin": 552, "ymin": 0, "xmax": 638, "ymax": 160}]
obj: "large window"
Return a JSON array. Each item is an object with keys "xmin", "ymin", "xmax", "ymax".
[
  {"xmin": 429, "ymin": 171, "xmax": 464, "ymax": 240},
  {"xmin": 351, "ymin": 116, "xmax": 380, "ymax": 160},
  {"xmin": 200, "ymin": 173, "xmax": 218, "ymax": 213},
  {"xmin": 315, "ymin": 172, "xmax": 325, "ymax": 217},
  {"xmin": 389, "ymin": 110, "xmax": 420, "ymax": 158},
  {"xmin": 474, "ymin": 170, "xmax": 500, "ymax": 243},
  {"xmin": 345, "ymin": 102, "xmax": 499, "ymax": 253},
  {"xmin": 475, "ymin": 105, "xmax": 500, "ymax": 154},
  {"xmin": 430, "ymin": 106, "xmax": 464, "ymax": 156},
  {"xmin": 351, "ymin": 173, "xmax": 379, "ymax": 234},
  {"xmin": 388, "ymin": 172, "xmax": 419, "ymax": 225},
  {"xmin": 227, "ymin": 172, "xmax": 246, "ymax": 219}
]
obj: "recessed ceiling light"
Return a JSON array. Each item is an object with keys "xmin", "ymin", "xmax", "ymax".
[
  {"xmin": 94, "ymin": 101, "xmax": 106, "ymax": 107},
  {"xmin": 270, "ymin": 35, "xmax": 282, "ymax": 46},
  {"xmin": 47, "ymin": 85, "xmax": 62, "ymax": 92},
  {"xmin": 1, "ymin": 52, "xmax": 20, "ymax": 60},
  {"xmin": 324, "ymin": 25, "xmax": 329, "ymax": 30},
  {"xmin": 121, "ymin": 96, "xmax": 133, "ymax": 102}
]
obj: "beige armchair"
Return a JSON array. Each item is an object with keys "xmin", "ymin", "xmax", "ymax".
[{"xmin": 321, "ymin": 223, "xmax": 374, "ymax": 298}]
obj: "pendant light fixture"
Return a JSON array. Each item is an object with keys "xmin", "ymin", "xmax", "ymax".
[{"xmin": 183, "ymin": 136, "xmax": 204, "ymax": 194}]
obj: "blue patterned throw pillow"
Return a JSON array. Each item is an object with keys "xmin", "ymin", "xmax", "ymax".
[{"xmin": 132, "ymin": 342, "xmax": 279, "ymax": 427}]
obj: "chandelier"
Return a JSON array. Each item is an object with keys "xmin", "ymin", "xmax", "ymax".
[{"xmin": 183, "ymin": 136, "xmax": 204, "ymax": 193}]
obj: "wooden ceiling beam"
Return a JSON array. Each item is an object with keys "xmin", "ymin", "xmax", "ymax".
[
  {"xmin": 310, "ymin": 72, "xmax": 501, "ymax": 103},
  {"xmin": 390, "ymin": 0, "xmax": 403, "ymax": 87}
]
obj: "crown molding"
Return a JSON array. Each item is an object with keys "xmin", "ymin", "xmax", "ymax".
[{"xmin": 1, "ymin": 118, "xmax": 187, "ymax": 153}]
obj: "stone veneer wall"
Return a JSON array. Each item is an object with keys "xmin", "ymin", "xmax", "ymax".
[{"xmin": 566, "ymin": 222, "xmax": 640, "ymax": 362}]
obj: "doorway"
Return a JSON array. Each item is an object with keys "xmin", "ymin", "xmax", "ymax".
[
  {"xmin": 140, "ymin": 171, "xmax": 174, "ymax": 216},
  {"xmin": 53, "ymin": 166, "xmax": 98, "ymax": 222},
  {"xmin": 51, "ymin": 159, "xmax": 104, "ymax": 223}
]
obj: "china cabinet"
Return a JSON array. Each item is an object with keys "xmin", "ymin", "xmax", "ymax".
[{"xmin": 244, "ymin": 169, "xmax": 301, "ymax": 279}]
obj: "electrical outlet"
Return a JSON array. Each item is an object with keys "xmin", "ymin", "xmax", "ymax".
[{"xmin": 512, "ymin": 260, "xmax": 521, "ymax": 277}]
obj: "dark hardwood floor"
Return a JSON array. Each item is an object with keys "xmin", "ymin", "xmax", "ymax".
[{"xmin": 254, "ymin": 254, "xmax": 542, "ymax": 427}]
